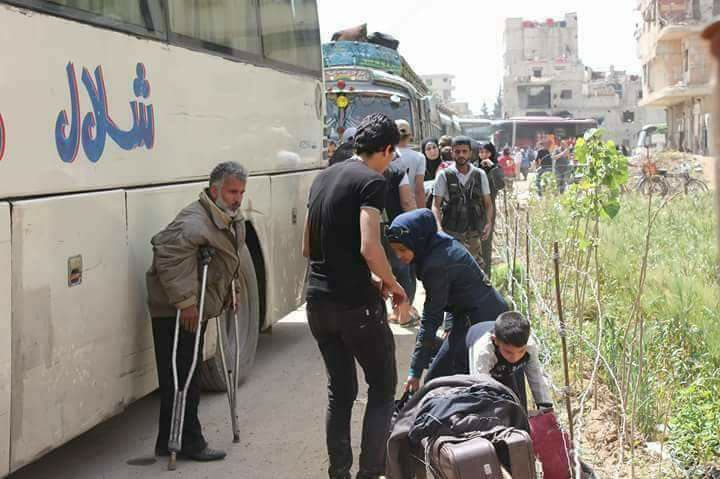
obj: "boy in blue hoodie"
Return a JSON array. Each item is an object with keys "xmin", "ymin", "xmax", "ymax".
[{"xmin": 386, "ymin": 209, "xmax": 509, "ymax": 393}]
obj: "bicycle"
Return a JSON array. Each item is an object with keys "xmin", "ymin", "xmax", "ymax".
[
  {"xmin": 666, "ymin": 161, "xmax": 709, "ymax": 195},
  {"xmin": 635, "ymin": 169, "xmax": 670, "ymax": 197}
]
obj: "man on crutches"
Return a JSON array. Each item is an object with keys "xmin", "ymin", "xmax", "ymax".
[{"xmin": 146, "ymin": 161, "xmax": 248, "ymax": 464}]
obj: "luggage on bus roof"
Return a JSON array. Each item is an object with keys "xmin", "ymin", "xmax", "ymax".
[{"xmin": 367, "ymin": 32, "xmax": 400, "ymax": 50}]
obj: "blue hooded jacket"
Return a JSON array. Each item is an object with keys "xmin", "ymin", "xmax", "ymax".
[{"xmin": 388, "ymin": 209, "xmax": 507, "ymax": 377}]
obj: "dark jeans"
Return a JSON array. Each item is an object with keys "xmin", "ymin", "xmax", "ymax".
[
  {"xmin": 152, "ymin": 317, "xmax": 208, "ymax": 454},
  {"xmin": 425, "ymin": 291, "xmax": 509, "ymax": 382},
  {"xmin": 556, "ymin": 166, "xmax": 572, "ymax": 194},
  {"xmin": 520, "ymin": 165, "xmax": 529, "ymax": 180},
  {"xmin": 307, "ymin": 297, "xmax": 398, "ymax": 479}
]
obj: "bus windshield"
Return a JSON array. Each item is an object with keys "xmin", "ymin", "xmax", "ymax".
[
  {"xmin": 494, "ymin": 120, "xmax": 598, "ymax": 148},
  {"xmin": 462, "ymin": 125, "xmax": 494, "ymax": 141},
  {"xmin": 326, "ymin": 94, "xmax": 412, "ymax": 137}
]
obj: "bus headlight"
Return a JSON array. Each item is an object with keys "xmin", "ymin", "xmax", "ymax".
[{"xmin": 336, "ymin": 95, "xmax": 349, "ymax": 109}]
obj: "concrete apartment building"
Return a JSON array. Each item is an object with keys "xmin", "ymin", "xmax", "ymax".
[
  {"xmin": 503, "ymin": 13, "xmax": 663, "ymax": 148},
  {"xmin": 422, "ymin": 73, "xmax": 456, "ymax": 103},
  {"xmin": 638, "ymin": 0, "xmax": 716, "ymax": 155}
]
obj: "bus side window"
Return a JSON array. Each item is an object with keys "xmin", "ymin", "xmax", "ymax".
[
  {"xmin": 259, "ymin": 0, "xmax": 322, "ymax": 72},
  {"xmin": 23, "ymin": 0, "xmax": 165, "ymax": 32},
  {"xmin": 169, "ymin": 0, "xmax": 262, "ymax": 55}
]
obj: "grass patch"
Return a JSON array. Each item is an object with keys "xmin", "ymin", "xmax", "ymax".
[{"xmin": 526, "ymin": 191, "xmax": 720, "ymax": 475}]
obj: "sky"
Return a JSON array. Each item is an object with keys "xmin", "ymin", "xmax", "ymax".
[{"xmin": 316, "ymin": 0, "xmax": 640, "ymax": 114}]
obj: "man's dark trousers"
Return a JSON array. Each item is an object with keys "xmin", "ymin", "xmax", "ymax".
[
  {"xmin": 152, "ymin": 317, "xmax": 208, "ymax": 455},
  {"xmin": 307, "ymin": 296, "xmax": 398, "ymax": 479}
]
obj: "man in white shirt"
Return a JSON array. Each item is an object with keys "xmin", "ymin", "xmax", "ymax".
[
  {"xmin": 395, "ymin": 119, "xmax": 426, "ymax": 210},
  {"xmin": 432, "ymin": 136, "xmax": 493, "ymax": 268}
]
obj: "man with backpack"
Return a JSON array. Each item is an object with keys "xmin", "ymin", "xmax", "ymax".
[{"xmin": 431, "ymin": 136, "xmax": 494, "ymax": 268}]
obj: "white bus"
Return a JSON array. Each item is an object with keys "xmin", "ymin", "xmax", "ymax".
[{"xmin": 0, "ymin": 0, "xmax": 323, "ymax": 474}]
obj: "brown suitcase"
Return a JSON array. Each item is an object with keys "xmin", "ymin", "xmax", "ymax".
[
  {"xmin": 492, "ymin": 428, "xmax": 536, "ymax": 479},
  {"xmin": 426, "ymin": 435, "xmax": 504, "ymax": 479}
]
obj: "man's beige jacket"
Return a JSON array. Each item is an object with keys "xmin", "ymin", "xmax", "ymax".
[{"xmin": 146, "ymin": 189, "xmax": 246, "ymax": 319}]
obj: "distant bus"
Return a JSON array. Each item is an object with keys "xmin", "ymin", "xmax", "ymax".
[
  {"xmin": 493, "ymin": 117, "xmax": 598, "ymax": 148},
  {"xmin": 0, "ymin": 0, "xmax": 322, "ymax": 474},
  {"xmin": 459, "ymin": 118, "xmax": 494, "ymax": 143}
]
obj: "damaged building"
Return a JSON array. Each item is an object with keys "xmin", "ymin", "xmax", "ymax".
[
  {"xmin": 503, "ymin": 13, "xmax": 664, "ymax": 148},
  {"xmin": 637, "ymin": 0, "xmax": 715, "ymax": 155}
]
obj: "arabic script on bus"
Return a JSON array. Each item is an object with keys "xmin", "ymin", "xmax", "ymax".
[{"xmin": 55, "ymin": 62, "xmax": 155, "ymax": 163}]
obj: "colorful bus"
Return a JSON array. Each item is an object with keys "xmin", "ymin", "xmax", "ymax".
[
  {"xmin": 323, "ymin": 39, "xmax": 439, "ymax": 146},
  {"xmin": 0, "ymin": 0, "xmax": 323, "ymax": 474},
  {"xmin": 493, "ymin": 117, "xmax": 598, "ymax": 148}
]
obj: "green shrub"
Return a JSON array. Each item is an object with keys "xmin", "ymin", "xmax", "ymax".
[
  {"xmin": 526, "ymin": 191, "xmax": 720, "ymax": 472},
  {"xmin": 668, "ymin": 378, "xmax": 720, "ymax": 477}
]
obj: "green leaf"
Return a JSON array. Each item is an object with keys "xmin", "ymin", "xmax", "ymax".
[{"xmin": 602, "ymin": 198, "xmax": 621, "ymax": 219}]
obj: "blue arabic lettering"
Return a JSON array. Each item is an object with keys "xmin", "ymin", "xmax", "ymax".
[
  {"xmin": 55, "ymin": 63, "xmax": 81, "ymax": 163},
  {"xmin": 55, "ymin": 62, "xmax": 155, "ymax": 163}
]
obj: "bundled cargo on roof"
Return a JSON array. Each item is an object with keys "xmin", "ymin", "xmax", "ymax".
[{"xmin": 331, "ymin": 24, "xmax": 401, "ymax": 50}]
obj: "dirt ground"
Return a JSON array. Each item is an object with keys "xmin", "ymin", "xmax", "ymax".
[
  {"xmin": 10, "ymin": 306, "xmax": 420, "ymax": 479},
  {"xmin": 569, "ymin": 379, "xmax": 680, "ymax": 479}
]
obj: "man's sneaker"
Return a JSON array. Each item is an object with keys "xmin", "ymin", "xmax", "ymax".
[
  {"xmin": 181, "ymin": 447, "xmax": 226, "ymax": 462},
  {"xmin": 356, "ymin": 473, "xmax": 385, "ymax": 479}
]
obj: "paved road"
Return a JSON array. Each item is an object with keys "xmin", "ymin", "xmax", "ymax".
[{"xmin": 11, "ymin": 307, "xmax": 419, "ymax": 479}]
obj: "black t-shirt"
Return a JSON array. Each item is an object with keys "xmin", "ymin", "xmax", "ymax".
[
  {"xmin": 537, "ymin": 149, "xmax": 552, "ymax": 168},
  {"xmin": 384, "ymin": 159, "xmax": 408, "ymax": 223},
  {"xmin": 306, "ymin": 159, "xmax": 387, "ymax": 307}
]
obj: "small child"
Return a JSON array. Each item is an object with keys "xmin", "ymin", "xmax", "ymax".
[{"xmin": 466, "ymin": 312, "xmax": 553, "ymax": 411}]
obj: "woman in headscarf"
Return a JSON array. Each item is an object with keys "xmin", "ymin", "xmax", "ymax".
[
  {"xmin": 386, "ymin": 209, "xmax": 508, "ymax": 393},
  {"xmin": 422, "ymin": 138, "xmax": 443, "ymax": 181},
  {"xmin": 476, "ymin": 142, "xmax": 505, "ymax": 278}
]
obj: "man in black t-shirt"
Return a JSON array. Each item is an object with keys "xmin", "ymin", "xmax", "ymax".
[{"xmin": 303, "ymin": 113, "xmax": 406, "ymax": 479}]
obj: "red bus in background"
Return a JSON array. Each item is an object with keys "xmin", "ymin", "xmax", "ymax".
[{"xmin": 493, "ymin": 117, "xmax": 598, "ymax": 149}]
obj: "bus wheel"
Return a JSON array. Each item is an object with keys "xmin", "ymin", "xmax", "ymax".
[{"xmin": 199, "ymin": 245, "xmax": 260, "ymax": 392}]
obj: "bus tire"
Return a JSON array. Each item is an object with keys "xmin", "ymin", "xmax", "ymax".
[{"xmin": 198, "ymin": 245, "xmax": 261, "ymax": 392}]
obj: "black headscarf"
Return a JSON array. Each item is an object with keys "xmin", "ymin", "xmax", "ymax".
[
  {"xmin": 479, "ymin": 142, "xmax": 498, "ymax": 166},
  {"xmin": 422, "ymin": 138, "xmax": 441, "ymax": 181},
  {"xmin": 387, "ymin": 209, "xmax": 453, "ymax": 277},
  {"xmin": 477, "ymin": 142, "xmax": 505, "ymax": 198}
]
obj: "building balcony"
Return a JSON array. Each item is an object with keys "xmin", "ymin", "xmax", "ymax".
[
  {"xmin": 656, "ymin": 23, "xmax": 705, "ymax": 42},
  {"xmin": 638, "ymin": 22, "xmax": 705, "ymax": 62},
  {"xmin": 640, "ymin": 82, "xmax": 712, "ymax": 107}
]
